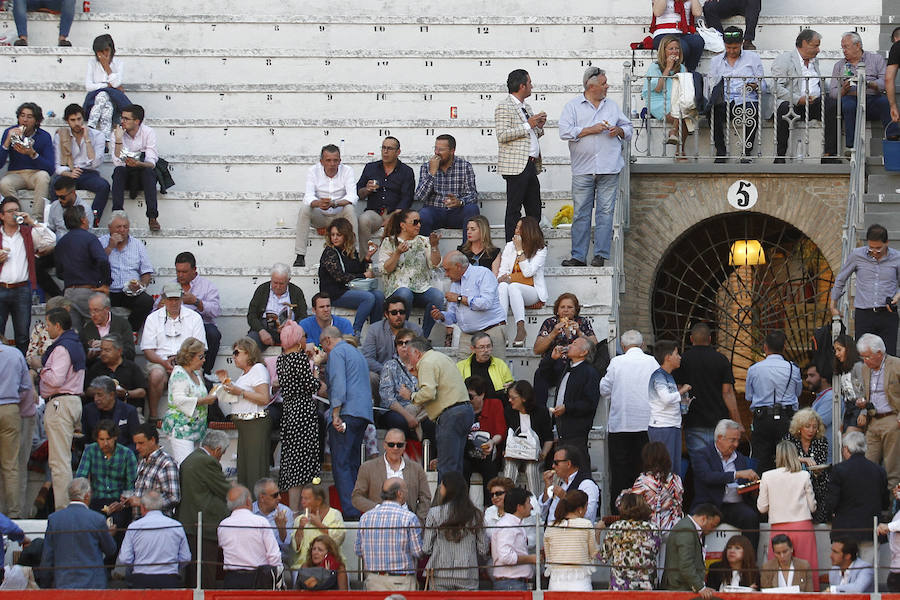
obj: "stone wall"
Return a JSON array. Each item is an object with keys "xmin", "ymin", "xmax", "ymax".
[{"xmin": 619, "ymin": 172, "xmax": 850, "ymax": 339}]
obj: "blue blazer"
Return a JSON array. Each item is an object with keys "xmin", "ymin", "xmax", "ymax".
[
  {"xmin": 41, "ymin": 502, "xmax": 117, "ymax": 589},
  {"xmin": 690, "ymin": 442, "xmax": 754, "ymax": 510}
]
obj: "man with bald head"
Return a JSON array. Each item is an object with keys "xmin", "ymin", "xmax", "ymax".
[
  {"xmin": 355, "ymin": 477, "xmax": 424, "ymax": 591},
  {"xmin": 352, "ymin": 428, "xmax": 431, "ymax": 522},
  {"xmin": 217, "ymin": 484, "xmax": 281, "ymax": 589},
  {"xmin": 550, "ymin": 336, "xmax": 600, "ymax": 467},
  {"xmin": 431, "ymin": 250, "xmax": 507, "ymax": 358}
]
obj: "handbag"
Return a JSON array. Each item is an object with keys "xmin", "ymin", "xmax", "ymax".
[
  {"xmin": 509, "ymin": 261, "xmax": 534, "ymax": 286},
  {"xmin": 696, "ymin": 23, "xmax": 725, "ymax": 53},
  {"xmin": 504, "ymin": 426, "xmax": 540, "ymax": 461},
  {"xmin": 294, "ymin": 567, "xmax": 337, "ymax": 591}
]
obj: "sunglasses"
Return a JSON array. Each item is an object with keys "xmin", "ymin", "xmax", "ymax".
[
  {"xmin": 232, "ymin": 349, "xmax": 241, "ymax": 356},
  {"xmin": 407, "ymin": 219, "xmax": 421, "ymax": 226},
  {"xmin": 388, "ymin": 309, "xmax": 407, "ymax": 316},
  {"xmin": 723, "ymin": 31, "xmax": 743, "ymax": 40},
  {"xmin": 552, "ymin": 459, "xmax": 571, "ymax": 465},
  {"xmin": 386, "ymin": 442, "xmax": 406, "ymax": 448},
  {"xmin": 491, "ymin": 491, "xmax": 506, "ymax": 497},
  {"xmin": 396, "ymin": 340, "xmax": 411, "ymax": 346}
]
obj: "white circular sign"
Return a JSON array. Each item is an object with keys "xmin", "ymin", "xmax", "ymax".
[{"xmin": 727, "ymin": 180, "xmax": 758, "ymax": 210}]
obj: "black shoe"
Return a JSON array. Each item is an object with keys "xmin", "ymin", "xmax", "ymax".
[
  {"xmin": 774, "ymin": 158, "xmax": 786, "ymax": 164},
  {"xmin": 821, "ymin": 156, "xmax": 842, "ymax": 164},
  {"xmin": 92, "ymin": 216, "xmax": 101, "ymax": 228},
  {"xmin": 591, "ymin": 256, "xmax": 605, "ymax": 267},
  {"xmin": 58, "ymin": 39, "xmax": 72, "ymax": 47},
  {"xmin": 13, "ymin": 39, "xmax": 27, "ymax": 47},
  {"xmin": 561, "ymin": 258, "xmax": 586, "ymax": 267},
  {"xmin": 293, "ymin": 255, "xmax": 305, "ymax": 267},
  {"xmin": 714, "ymin": 157, "xmax": 728, "ymax": 164},
  {"xmin": 740, "ymin": 157, "xmax": 753, "ymax": 164}
]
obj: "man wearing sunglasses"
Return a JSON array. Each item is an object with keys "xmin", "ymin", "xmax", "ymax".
[
  {"xmin": 539, "ymin": 446, "xmax": 599, "ymax": 524},
  {"xmin": 351, "ymin": 428, "xmax": 431, "ymax": 524},
  {"xmin": 361, "ymin": 295, "xmax": 421, "ymax": 381},
  {"xmin": 46, "ymin": 177, "xmax": 93, "ymax": 241}
]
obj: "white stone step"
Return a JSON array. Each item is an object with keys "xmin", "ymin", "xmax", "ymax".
[
  {"xmin": 145, "ymin": 265, "xmax": 614, "ymax": 309},
  {"xmin": 0, "ymin": 46, "xmax": 848, "ymax": 87},
  {"xmin": 0, "ymin": 13, "xmax": 881, "ymax": 51}
]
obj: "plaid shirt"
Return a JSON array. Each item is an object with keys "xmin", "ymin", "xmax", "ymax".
[
  {"xmin": 413, "ymin": 157, "xmax": 477, "ymax": 208},
  {"xmin": 355, "ymin": 501, "xmax": 424, "ymax": 574},
  {"xmin": 75, "ymin": 442, "xmax": 137, "ymax": 500},
  {"xmin": 133, "ymin": 447, "xmax": 180, "ymax": 518}
]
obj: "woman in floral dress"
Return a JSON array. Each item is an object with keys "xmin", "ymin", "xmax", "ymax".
[
  {"xmin": 599, "ymin": 493, "xmax": 660, "ymax": 590},
  {"xmin": 162, "ymin": 337, "xmax": 217, "ymax": 465}
]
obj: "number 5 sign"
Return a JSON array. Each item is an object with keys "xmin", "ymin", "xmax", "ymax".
[{"xmin": 727, "ymin": 180, "xmax": 758, "ymax": 210}]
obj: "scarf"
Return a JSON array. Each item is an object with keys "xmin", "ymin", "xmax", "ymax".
[{"xmin": 41, "ymin": 329, "xmax": 86, "ymax": 372}]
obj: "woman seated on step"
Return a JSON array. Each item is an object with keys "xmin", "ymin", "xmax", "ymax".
[{"xmin": 496, "ymin": 216, "xmax": 547, "ymax": 348}]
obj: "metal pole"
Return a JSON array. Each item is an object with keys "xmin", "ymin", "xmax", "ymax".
[
  {"xmin": 874, "ymin": 515, "xmax": 880, "ymax": 594},
  {"xmin": 195, "ymin": 511, "xmax": 203, "ymax": 592},
  {"xmin": 535, "ymin": 510, "xmax": 542, "ymax": 592}
]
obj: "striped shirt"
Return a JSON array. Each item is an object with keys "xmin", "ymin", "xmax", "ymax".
[
  {"xmin": 413, "ymin": 156, "xmax": 477, "ymax": 208},
  {"xmin": 355, "ymin": 501, "xmax": 424, "ymax": 574},
  {"xmin": 75, "ymin": 442, "xmax": 137, "ymax": 499},
  {"xmin": 97, "ymin": 234, "xmax": 154, "ymax": 292},
  {"xmin": 831, "ymin": 246, "xmax": 900, "ymax": 310}
]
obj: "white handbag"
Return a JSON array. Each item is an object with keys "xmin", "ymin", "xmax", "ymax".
[
  {"xmin": 504, "ymin": 427, "xmax": 540, "ymax": 461},
  {"xmin": 696, "ymin": 23, "xmax": 725, "ymax": 54}
]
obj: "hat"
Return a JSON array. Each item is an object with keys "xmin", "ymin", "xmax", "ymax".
[{"xmin": 161, "ymin": 282, "xmax": 183, "ymax": 298}]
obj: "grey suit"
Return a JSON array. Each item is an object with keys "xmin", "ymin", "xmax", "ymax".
[
  {"xmin": 771, "ymin": 49, "xmax": 837, "ymax": 156},
  {"xmin": 361, "ymin": 319, "xmax": 422, "ymax": 374}
]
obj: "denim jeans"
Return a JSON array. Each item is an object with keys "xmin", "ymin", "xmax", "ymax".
[
  {"xmin": 684, "ymin": 426, "xmax": 716, "ymax": 457},
  {"xmin": 333, "ymin": 288, "xmax": 384, "ymax": 337},
  {"xmin": 494, "ymin": 578, "xmax": 530, "ymax": 591},
  {"xmin": 418, "ymin": 203, "xmax": 480, "ymax": 237},
  {"xmin": 391, "ymin": 286, "xmax": 445, "ymax": 337},
  {"xmin": 14, "ymin": 0, "xmax": 75, "ymax": 38},
  {"xmin": 111, "ymin": 165, "xmax": 158, "ymax": 218},
  {"xmin": 842, "ymin": 94, "xmax": 900, "ymax": 147},
  {"xmin": 435, "ymin": 402, "xmax": 474, "ymax": 483},
  {"xmin": 570, "ymin": 173, "xmax": 618, "ymax": 262},
  {"xmin": 328, "ymin": 414, "xmax": 367, "ymax": 519},
  {"xmin": 0, "ymin": 285, "xmax": 32, "ymax": 354}
]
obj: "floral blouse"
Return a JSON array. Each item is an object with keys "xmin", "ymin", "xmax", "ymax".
[
  {"xmin": 537, "ymin": 315, "xmax": 596, "ymax": 359},
  {"xmin": 617, "ymin": 471, "xmax": 684, "ymax": 534},
  {"xmin": 600, "ymin": 519, "xmax": 660, "ymax": 591},
  {"xmin": 377, "ymin": 235, "xmax": 438, "ymax": 294},
  {"xmin": 161, "ymin": 365, "xmax": 208, "ymax": 441}
]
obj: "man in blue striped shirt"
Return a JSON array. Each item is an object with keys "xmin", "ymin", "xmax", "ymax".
[
  {"xmin": 118, "ymin": 490, "xmax": 191, "ymax": 588},
  {"xmin": 355, "ymin": 478, "xmax": 424, "ymax": 591}
]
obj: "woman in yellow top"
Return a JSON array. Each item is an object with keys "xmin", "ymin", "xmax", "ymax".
[{"xmin": 291, "ymin": 482, "xmax": 346, "ymax": 569}]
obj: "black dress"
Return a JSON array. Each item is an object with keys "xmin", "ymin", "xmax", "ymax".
[
  {"xmin": 277, "ymin": 351, "xmax": 321, "ymax": 489},
  {"xmin": 785, "ymin": 433, "xmax": 830, "ymax": 523},
  {"xmin": 458, "ymin": 244, "xmax": 500, "ymax": 268}
]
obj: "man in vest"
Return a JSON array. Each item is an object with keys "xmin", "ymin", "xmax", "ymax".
[
  {"xmin": 538, "ymin": 445, "xmax": 599, "ymax": 523},
  {"xmin": 53, "ymin": 104, "xmax": 109, "ymax": 228}
]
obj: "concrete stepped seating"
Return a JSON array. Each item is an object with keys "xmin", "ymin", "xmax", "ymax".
[
  {"xmin": 864, "ymin": 170, "xmax": 900, "ymax": 237},
  {"xmin": 146, "ymin": 265, "xmax": 615, "ymax": 308},
  {"xmin": 0, "ymin": 46, "xmax": 848, "ymax": 88},
  {"xmin": 1, "ymin": 13, "xmax": 881, "ymax": 52}
]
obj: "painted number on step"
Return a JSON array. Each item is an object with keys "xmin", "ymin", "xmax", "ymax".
[{"xmin": 727, "ymin": 180, "xmax": 758, "ymax": 210}]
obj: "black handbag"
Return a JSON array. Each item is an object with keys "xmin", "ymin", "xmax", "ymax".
[{"xmin": 294, "ymin": 567, "xmax": 338, "ymax": 590}]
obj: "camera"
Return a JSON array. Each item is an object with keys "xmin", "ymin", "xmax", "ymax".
[{"xmin": 14, "ymin": 215, "xmax": 24, "ymax": 225}]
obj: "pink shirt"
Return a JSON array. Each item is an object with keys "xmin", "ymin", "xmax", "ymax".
[
  {"xmin": 39, "ymin": 345, "xmax": 84, "ymax": 397},
  {"xmin": 217, "ymin": 508, "xmax": 281, "ymax": 570},
  {"xmin": 491, "ymin": 513, "xmax": 534, "ymax": 580}
]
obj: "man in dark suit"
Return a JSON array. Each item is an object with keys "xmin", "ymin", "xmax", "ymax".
[
  {"xmin": 827, "ymin": 430, "xmax": 889, "ymax": 544},
  {"xmin": 176, "ymin": 430, "xmax": 232, "ymax": 589},
  {"xmin": 246, "ymin": 262, "xmax": 307, "ymax": 351},
  {"xmin": 80, "ymin": 292, "xmax": 134, "ymax": 365},
  {"xmin": 663, "ymin": 503, "xmax": 722, "ymax": 597},
  {"xmin": 550, "ymin": 337, "xmax": 600, "ymax": 467},
  {"xmin": 690, "ymin": 418, "xmax": 761, "ymax": 550},
  {"xmin": 40, "ymin": 477, "xmax": 116, "ymax": 589}
]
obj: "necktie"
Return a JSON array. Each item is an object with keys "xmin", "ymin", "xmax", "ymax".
[{"xmin": 521, "ymin": 106, "xmax": 530, "ymax": 119}]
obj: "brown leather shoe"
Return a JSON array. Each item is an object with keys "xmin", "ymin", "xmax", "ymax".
[
  {"xmin": 148, "ymin": 218, "xmax": 161, "ymax": 231},
  {"xmin": 743, "ymin": 40, "xmax": 756, "ymax": 50}
]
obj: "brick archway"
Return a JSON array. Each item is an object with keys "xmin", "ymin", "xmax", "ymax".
[{"xmin": 620, "ymin": 173, "xmax": 849, "ymax": 339}]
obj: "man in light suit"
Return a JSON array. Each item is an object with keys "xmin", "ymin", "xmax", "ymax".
[
  {"xmin": 772, "ymin": 29, "xmax": 838, "ymax": 163},
  {"xmin": 495, "ymin": 69, "xmax": 546, "ymax": 242},
  {"xmin": 176, "ymin": 430, "xmax": 232, "ymax": 589},
  {"xmin": 857, "ymin": 333, "xmax": 900, "ymax": 491},
  {"xmin": 662, "ymin": 503, "xmax": 722, "ymax": 598},
  {"xmin": 828, "ymin": 537, "xmax": 874, "ymax": 592},
  {"xmin": 41, "ymin": 477, "xmax": 117, "ymax": 589},
  {"xmin": 351, "ymin": 428, "xmax": 431, "ymax": 523},
  {"xmin": 550, "ymin": 337, "xmax": 600, "ymax": 466}
]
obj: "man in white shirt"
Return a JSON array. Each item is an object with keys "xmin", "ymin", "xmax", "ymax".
[
  {"xmin": 0, "ymin": 196, "xmax": 55, "ymax": 354},
  {"xmin": 218, "ymin": 485, "xmax": 282, "ymax": 590},
  {"xmin": 293, "ymin": 144, "xmax": 358, "ymax": 267},
  {"xmin": 599, "ymin": 329, "xmax": 659, "ymax": 509},
  {"xmin": 140, "ymin": 282, "xmax": 207, "ymax": 421},
  {"xmin": 772, "ymin": 29, "xmax": 839, "ymax": 163},
  {"xmin": 111, "ymin": 104, "xmax": 161, "ymax": 231},
  {"xmin": 496, "ymin": 69, "xmax": 546, "ymax": 242},
  {"xmin": 876, "ymin": 484, "xmax": 900, "ymax": 592},
  {"xmin": 539, "ymin": 446, "xmax": 599, "ymax": 524},
  {"xmin": 491, "ymin": 486, "xmax": 536, "ymax": 590},
  {"xmin": 54, "ymin": 104, "xmax": 109, "ymax": 226}
]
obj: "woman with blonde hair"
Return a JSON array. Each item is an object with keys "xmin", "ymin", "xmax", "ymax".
[
  {"xmin": 543, "ymin": 489, "xmax": 598, "ymax": 590},
  {"xmin": 162, "ymin": 337, "xmax": 217, "ymax": 464},
  {"xmin": 222, "ymin": 337, "xmax": 271, "ymax": 488},
  {"xmin": 458, "ymin": 215, "xmax": 500, "ymax": 269},
  {"xmin": 757, "ymin": 440, "xmax": 819, "ymax": 589},
  {"xmin": 642, "ymin": 34, "xmax": 690, "ymax": 154},
  {"xmin": 318, "ymin": 217, "xmax": 383, "ymax": 338},
  {"xmin": 785, "ymin": 407, "xmax": 830, "ymax": 523},
  {"xmin": 497, "ymin": 216, "xmax": 547, "ymax": 347}
]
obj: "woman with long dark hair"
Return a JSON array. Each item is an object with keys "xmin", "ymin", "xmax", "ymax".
[
  {"xmin": 599, "ymin": 493, "xmax": 659, "ymax": 590},
  {"xmin": 706, "ymin": 534, "xmax": 760, "ymax": 590},
  {"xmin": 834, "ymin": 334, "xmax": 866, "ymax": 432},
  {"xmin": 497, "ymin": 216, "xmax": 547, "ymax": 347},
  {"xmin": 84, "ymin": 35, "xmax": 132, "ymax": 143},
  {"xmin": 422, "ymin": 471, "xmax": 488, "ymax": 590},
  {"xmin": 617, "ymin": 441, "xmax": 684, "ymax": 534},
  {"xmin": 502, "ymin": 380, "xmax": 553, "ymax": 496},
  {"xmin": 543, "ymin": 489, "xmax": 598, "ymax": 590},
  {"xmin": 318, "ymin": 217, "xmax": 384, "ymax": 338},
  {"xmin": 376, "ymin": 209, "xmax": 444, "ymax": 336}
]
